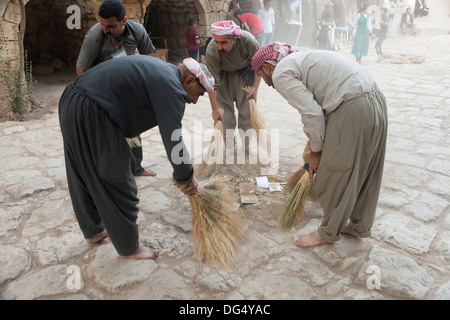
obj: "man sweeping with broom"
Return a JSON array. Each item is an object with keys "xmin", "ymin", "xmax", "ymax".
[
  {"xmin": 205, "ymin": 20, "xmax": 262, "ymax": 157},
  {"xmin": 59, "ymin": 55, "xmax": 214, "ymax": 259},
  {"xmin": 251, "ymin": 42, "xmax": 388, "ymax": 247}
]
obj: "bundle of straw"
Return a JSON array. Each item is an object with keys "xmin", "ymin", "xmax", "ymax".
[
  {"xmin": 243, "ymin": 86, "xmax": 270, "ymax": 151},
  {"xmin": 286, "ymin": 142, "xmax": 317, "ymax": 201},
  {"xmin": 173, "ymin": 178, "xmax": 244, "ymax": 270},
  {"xmin": 287, "ymin": 141, "xmax": 311, "ymax": 189},
  {"xmin": 287, "ymin": 163, "xmax": 309, "ymax": 192},
  {"xmin": 126, "ymin": 136, "xmax": 141, "ymax": 149},
  {"xmin": 278, "ymin": 171, "xmax": 312, "ymax": 231},
  {"xmin": 195, "ymin": 120, "xmax": 225, "ymax": 180}
]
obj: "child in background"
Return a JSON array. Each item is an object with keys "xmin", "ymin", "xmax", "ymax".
[{"xmin": 185, "ymin": 17, "xmax": 200, "ymax": 61}]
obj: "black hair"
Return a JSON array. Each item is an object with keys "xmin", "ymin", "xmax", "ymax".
[
  {"xmin": 99, "ymin": 0, "xmax": 126, "ymax": 21},
  {"xmin": 188, "ymin": 17, "xmax": 198, "ymax": 26}
]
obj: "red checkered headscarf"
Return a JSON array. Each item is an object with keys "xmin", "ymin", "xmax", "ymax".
[
  {"xmin": 211, "ymin": 20, "xmax": 242, "ymax": 39},
  {"xmin": 183, "ymin": 58, "xmax": 215, "ymax": 94},
  {"xmin": 251, "ymin": 42, "xmax": 298, "ymax": 72}
]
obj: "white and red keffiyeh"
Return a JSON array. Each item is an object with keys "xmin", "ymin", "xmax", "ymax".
[
  {"xmin": 182, "ymin": 57, "xmax": 214, "ymax": 94},
  {"xmin": 251, "ymin": 42, "xmax": 298, "ymax": 72},
  {"xmin": 211, "ymin": 20, "xmax": 242, "ymax": 39}
]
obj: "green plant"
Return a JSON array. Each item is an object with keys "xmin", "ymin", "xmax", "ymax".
[{"xmin": 0, "ymin": 27, "xmax": 35, "ymax": 121}]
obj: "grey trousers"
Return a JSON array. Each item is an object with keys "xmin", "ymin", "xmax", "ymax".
[
  {"xmin": 59, "ymin": 85, "xmax": 140, "ymax": 256},
  {"xmin": 217, "ymin": 70, "xmax": 252, "ymax": 132},
  {"xmin": 314, "ymin": 90, "xmax": 388, "ymax": 242}
]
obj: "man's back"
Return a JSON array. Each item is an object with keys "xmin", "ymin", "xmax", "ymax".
[
  {"xmin": 273, "ymin": 50, "xmax": 377, "ymax": 115},
  {"xmin": 74, "ymin": 55, "xmax": 186, "ymax": 138}
]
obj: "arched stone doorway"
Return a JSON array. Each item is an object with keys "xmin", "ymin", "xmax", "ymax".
[
  {"xmin": 23, "ymin": 0, "xmax": 100, "ymax": 75},
  {"xmin": 144, "ymin": 0, "xmax": 210, "ymax": 62},
  {"xmin": 142, "ymin": 0, "xmax": 265, "ymax": 62},
  {"xmin": 22, "ymin": 0, "xmax": 150, "ymax": 75}
]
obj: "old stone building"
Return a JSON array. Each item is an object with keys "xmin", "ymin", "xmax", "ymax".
[{"xmin": 0, "ymin": 0, "xmax": 359, "ymax": 119}]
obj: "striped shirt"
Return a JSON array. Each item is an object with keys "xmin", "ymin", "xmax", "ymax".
[{"xmin": 76, "ymin": 20, "xmax": 155, "ymax": 72}]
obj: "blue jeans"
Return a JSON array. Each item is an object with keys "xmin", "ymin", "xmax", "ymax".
[{"xmin": 260, "ymin": 33, "xmax": 273, "ymax": 47}]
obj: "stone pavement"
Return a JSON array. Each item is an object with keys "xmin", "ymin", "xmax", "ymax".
[{"xmin": 1, "ymin": 13, "xmax": 449, "ymax": 301}]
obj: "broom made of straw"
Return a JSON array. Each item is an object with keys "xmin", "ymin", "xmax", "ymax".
[
  {"xmin": 126, "ymin": 137, "xmax": 141, "ymax": 149},
  {"xmin": 243, "ymin": 86, "xmax": 270, "ymax": 151},
  {"xmin": 195, "ymin": 119, "xmax": 225, "ymax": 180},
  {"xmin": 278, "ymin": 170, "xmax": 312, "ymax": 231},
  {"xmin": 287, "ymin": 142, "xmax": 311, "ymax": 191},
  {"xmin": 173, "ymin": 178, "xmax": 244, "ymax": 270}
]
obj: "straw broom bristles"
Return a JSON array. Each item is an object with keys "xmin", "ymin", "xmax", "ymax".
[
  {"xmin": 286, "ymin": 142, "xmax": 317, "ymax": 202},
  {"xmin": 287, "ymin": 141, "xmax": 310, "ymax": 188},
  {"xmin": 173, "ymin": 178, "xmax": 244, "ymax": 270},
  {"xmin": 126, "ymin": 137, "xmax": 141, "ymax": 149},
  {"xmin": 243, "ymin": 86, "xmax": 270, "ymax": 151},
  {"xmin": 278, "ymin": 171, "xmax": 312, "ymax": 231},
  {"xmin": 195, "ymin": 120, "xmax": 225, "ymax": 180},
  {"xmin": 287, "ymin": 164, "xmax": 308, "ymax": 192}
]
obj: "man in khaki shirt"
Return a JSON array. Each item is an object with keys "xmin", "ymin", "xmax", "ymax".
[
  {"xmin": 206, "ymin": 21, "xmax": 261, "ymax": 155},
  {"xmin": 252, "ymin": 43, "xmax": 388, "ymax": 247}
]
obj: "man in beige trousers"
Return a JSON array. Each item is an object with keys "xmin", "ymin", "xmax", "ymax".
[
  {"xmin": 206, "ymin": 21, "xmax": 261, "ymax": 156},
  {"xmin": 252, "ymin": 43, "xmax": 388, "ymax": 247}
]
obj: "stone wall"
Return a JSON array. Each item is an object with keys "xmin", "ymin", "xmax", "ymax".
[
  {"xmin": 0, "ymin": 0, "xmax": 22, "ymax": 118},
  {"xmin": 1, "ymin": 0, "xmax": 360, "ymax": 119},
  {"xmin": 23, "ymin": 0, "xmax": 151, "ymax": 71},
  {"xmin": 0, "ymin": 0, "xmax": 151, "ymax": 118}
]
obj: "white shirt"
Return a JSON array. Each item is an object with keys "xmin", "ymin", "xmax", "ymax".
[
  {"xmin": 257, "ymin": 7, "xmax": 275, "ymax": 33},
  {"xmin": 272, "ymin": 51, "xmax": 378, "ymax": 152}
]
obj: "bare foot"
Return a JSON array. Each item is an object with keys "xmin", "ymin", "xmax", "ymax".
[
  {"xmin": 86, "ymin": 230, "xmax": 109, "ymax": 245},
  {"xmin": 121, "ymin": 245, "xmax": 159, "ymax": 260},
  {"xmin": 295, "ymin": 230, "xmax": 329, "ymax": 247},
  {"xmin": 341, "ymin": 225, "xmax": 361, "ymax": 238},
  {"xmin": 135, "ymin": 169, "xmax": 156, "ymax": 177}
]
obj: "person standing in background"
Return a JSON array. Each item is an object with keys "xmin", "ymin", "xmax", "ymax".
[
  {"xmin": 317, "ymin": 2, "xmax": 335, "ymax": 50},
  {"xmin": 375, "ymin": 7, "xmax": 390, "ymax": 62},
  {"xmin": 351, "ymin": 2, "xmax": 372, "ymax": 64},
  {"xmin": 76, "ymin": 0, "xmax": 156, "ymax": 177},
  {"xmin": 185, "ymin": 17, "xmax": 201, "ymax": 61},
  {"xmin": 257, "ymin": 0, "xmax": 276, "ymax": 46},
  {"xmin": 388, "ymin": 0, "xmax": 395, "ymax": 25},
  {"xmin": 330, "ymin": 0, "xmax": 344, "ymax": 27}
]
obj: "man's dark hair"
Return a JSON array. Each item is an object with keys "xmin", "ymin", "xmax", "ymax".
[{"xmin": 99, "ymin": 0, "xmax": 126, "ymax": 21}]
